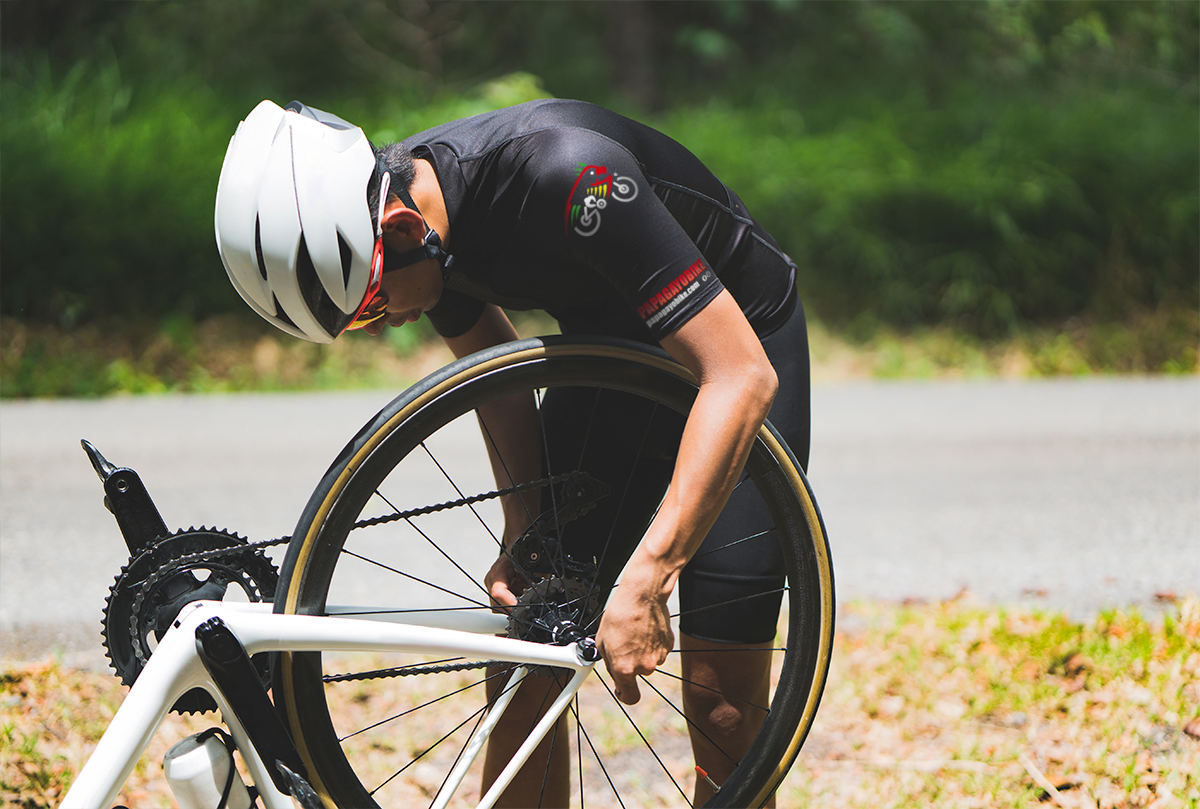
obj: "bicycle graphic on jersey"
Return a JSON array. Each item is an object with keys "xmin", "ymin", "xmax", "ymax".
[{"xmin": 566, "ymin": 165, "xmax": 640, "ymax": 237}]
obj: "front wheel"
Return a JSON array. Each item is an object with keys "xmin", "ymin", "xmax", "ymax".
[{"xmin": 273, "ymin": 336, "xmax": 834, "ymax": 808}]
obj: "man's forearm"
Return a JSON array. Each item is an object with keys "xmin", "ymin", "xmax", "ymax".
[{"xmin": 442, "ymin": 304, "xmax": 542, "ymax": 544}]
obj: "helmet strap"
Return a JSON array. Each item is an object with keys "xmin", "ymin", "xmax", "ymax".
[{"xmin": 382, "ymin": 169, "xmax": 454, "ymax": 278}]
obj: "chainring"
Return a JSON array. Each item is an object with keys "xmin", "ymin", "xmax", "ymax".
[{"xmin": 102, "ymin": 527, "xmax": 278, "ymax": 714}]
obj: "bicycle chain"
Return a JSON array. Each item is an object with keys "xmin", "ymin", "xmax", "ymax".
[
  {"xmin": 323, "ymin": 658, "xmax": 500, "ymax": 683},
  {"xmin": 128, "ymin": 471, "xmax": 584, "ymax": 676}
]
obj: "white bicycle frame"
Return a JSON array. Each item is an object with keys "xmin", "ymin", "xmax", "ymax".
[{"xmin": 61, "ymin": 600, "xmax": 596, "ymax": 809}]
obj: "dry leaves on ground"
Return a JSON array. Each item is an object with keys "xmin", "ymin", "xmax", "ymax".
[{"xmin": 3, "ymin": 596, "xmax": 1197, "ymax": 808}]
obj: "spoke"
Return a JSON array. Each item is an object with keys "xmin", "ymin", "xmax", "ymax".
[
  {"xmin": 429, "ymin": 702, "xmax": 491, "ymax": 809},
  {"xmin": 338, "ymin": 668, "xmax": 503, "ymax": 743},
  {"xmin": 584, "ymin": 397, "xmax": 662, "ymax": 620},
  {"xmin": 370, "ymin": 702, "xmax": 491, "ymax": 797},
  {"xmin": 595, "ymin": 672, "xmax": 693, "ymax": 807},
  {"xmin": 580, "ymin": 585, "xmax": 618, "ymax": 634},
  {"xmin": 671, "ymin": 586, "xmax": 789, "ymax": 621},
  {"xmin": 534, "ymin": 388, "xmax": 571, "ymax": 577},
  {"xmin": 338, "ymin": 547, "xmax": 498, "ymax": 613},
  {"xmin": 400, "ymin": 510, "xmax": 493, "ymax": 603},
  {"xmin": 693, "ymin": 527, "xmax": 775, "ymax": 559},
  {"xmin": 652, "ymin": 662, "xmax": 772, "ymax": 715},
  {"xmin": 420, "ymin": 442, "xmax": 503, "ymax": 547},
  {"xmin": 640, "ymin": 675, "xmax": 740, "ymax": 766},
  {"xmin": 567, "ymin": 697, "xmax": 627, "ymax": 809},
  {"xmin": 670, "ymin": 646, "xmax": 786, "ymax": 654},
  {"xmin": 477, "ymin": 411, "xmax": 539, "ymax": 531},
  {"xmin": 325, "ymin": 605, "xmax": 491, "ymax": 617},
  {"xmin": 476, "ymin": 401, "xmax": 575, "ymax": 610},
  {"xmin": 572, "ymin": 387, "xmax": 603, "ymax": 472},
  {"xmin": 367, "ymin": 664, "xmax": 523, "ymax": 798},
  {"xmin": 561, "ymin": 387, "xmax": 603, "ymax": 582}
]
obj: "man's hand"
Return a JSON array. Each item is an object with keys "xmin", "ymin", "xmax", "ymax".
[
  {"xmin": 485, "ymin": 550, "xmax": 525, "ymax": 610},
  {"xmin": 595, "ymin": 552, "xmax": 676, "ymax": 705}
]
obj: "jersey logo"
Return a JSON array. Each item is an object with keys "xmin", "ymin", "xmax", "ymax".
[{"xmin": 565, "ymin": 164, "xmax": 639, "ymax": 237}]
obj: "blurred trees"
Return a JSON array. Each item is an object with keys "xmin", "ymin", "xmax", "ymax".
[{"xmin": 2, "ymin": 0, "xmax": 1196, "ymax": 336}]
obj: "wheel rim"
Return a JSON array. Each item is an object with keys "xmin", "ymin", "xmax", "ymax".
[{"xmin": 275, "ymin": 339, "xmax": 834, "ymax": 808}]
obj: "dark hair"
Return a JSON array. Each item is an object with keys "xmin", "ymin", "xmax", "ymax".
[{"xmin": 366, "ymin": 142, "xmax": 417, "ymax": 228}]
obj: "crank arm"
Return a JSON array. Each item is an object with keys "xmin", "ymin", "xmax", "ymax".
[
  {"xmin": 81, "ymin": 440, "xmax": 170, "ymax": 558},
  {"xmin": 194, "ymin": 616, "xmax": 310, "ymax": 796}
]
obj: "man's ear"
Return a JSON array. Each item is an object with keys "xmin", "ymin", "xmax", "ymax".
[{"xmin": 380, "ymin": 202, "xmax": 426, "ymax": 249}]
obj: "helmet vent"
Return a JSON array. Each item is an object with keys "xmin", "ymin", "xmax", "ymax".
[
  {"xmin": 254, "ymin": 218, "xmax": 268, "ymax": 282},
  {"xmin": 338, "ymin": 232, "xmax": 354, "ymax": 288},
  {"xmin": 272, "ymin": 295, "xmax": 298, "ymax": 330},
  {"xmin": 296, "ymin": 235, "xmax": 351, "ymax": 336}
]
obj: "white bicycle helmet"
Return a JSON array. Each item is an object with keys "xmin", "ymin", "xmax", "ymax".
[{"xmin": 214, "ymin": 100, "xmax": 387, "ymax": 343}]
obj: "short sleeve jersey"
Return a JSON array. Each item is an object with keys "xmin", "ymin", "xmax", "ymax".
[{"xmin": 404, "ymin": 99, "xmax": 796, "ymax": 341}]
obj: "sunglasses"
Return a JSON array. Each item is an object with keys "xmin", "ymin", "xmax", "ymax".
[{"xmin": 344, "ymin": 170, "xmax": 392, "ymax": 332}]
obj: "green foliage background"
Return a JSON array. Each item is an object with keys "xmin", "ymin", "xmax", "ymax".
[{"xmin": 2, "ymin": 1, "xmax": 1197, "ymax": 347}]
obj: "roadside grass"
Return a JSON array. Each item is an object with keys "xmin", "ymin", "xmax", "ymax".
[
  {"xmin": 3, "ymin": 596, "xmax": 1196, "ymax": 808},
  {"xmin": 3, "ymin": 305, "xmax": 1196, "ymax": 399},
  {"xmin": 780, "ymin": 595, "xmax": 1200, "ymax": 809}
]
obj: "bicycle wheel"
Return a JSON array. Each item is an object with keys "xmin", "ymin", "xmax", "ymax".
[{"xmin": 273, "ymin": 336, "xmax": 834, "ymax": 808}]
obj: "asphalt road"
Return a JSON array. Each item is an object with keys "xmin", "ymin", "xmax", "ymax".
[{"xmin": 2, "ymin": 375, "xmax": 1197, "ymax": 669}]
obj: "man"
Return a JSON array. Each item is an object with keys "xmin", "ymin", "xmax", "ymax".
[{"xmin": 215, "ymin": 97, "xmax": 810, "ymax": 806}]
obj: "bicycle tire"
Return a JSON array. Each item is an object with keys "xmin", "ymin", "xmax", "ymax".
[{"xmin": 273, "ymin": 336, "xmax": 834, "ymax": 808}]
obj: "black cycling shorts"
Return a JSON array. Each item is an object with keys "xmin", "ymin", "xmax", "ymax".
[{"xmin": 538, "ymin": 294, "xmax": 810, "ymax": 645}]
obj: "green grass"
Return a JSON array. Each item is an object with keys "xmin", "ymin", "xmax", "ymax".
[
  {"xmin": 776, "ymin": 596, "xmax": 1200, "ymax": 809},
  {"xmin": 3, "ymin": 305, "xmax": 1195, "ymax": 400}
]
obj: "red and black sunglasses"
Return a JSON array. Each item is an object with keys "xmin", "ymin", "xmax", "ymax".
[{"xmin": 343, "ymin": 170, "xmax": 392, "ymax": 332}]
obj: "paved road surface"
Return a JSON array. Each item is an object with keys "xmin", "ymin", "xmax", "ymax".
[{"xmin": 2, "ymin": 376, "xmax": 1197, "ymax": 669}]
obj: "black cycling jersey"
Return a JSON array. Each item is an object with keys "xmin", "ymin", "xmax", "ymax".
[
  {"xmin": 398, "ymin": 100, "xmax": 811, "ymax": 644},
  {"xmin": 401, "ymin": 99, "xmax": 797, "ymax": 341}
]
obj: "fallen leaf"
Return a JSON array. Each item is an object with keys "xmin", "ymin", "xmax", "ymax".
[{"xmin": 1063, "ymin": 654, "xmax": 1093, "ymax": 677}]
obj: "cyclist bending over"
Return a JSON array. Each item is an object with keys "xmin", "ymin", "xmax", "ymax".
[{"xmin": 215, "ymin": 98, "xmax": 811, "ymax": 807}]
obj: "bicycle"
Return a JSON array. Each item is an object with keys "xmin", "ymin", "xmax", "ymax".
[{"xmin": 62, "ymin": 335, "xmax": 835, "ymax": 809}]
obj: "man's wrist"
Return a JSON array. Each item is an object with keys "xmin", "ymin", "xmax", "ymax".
[{"xmin": 627, "ymin": 543, "xmax": 683, "ymax": 599}]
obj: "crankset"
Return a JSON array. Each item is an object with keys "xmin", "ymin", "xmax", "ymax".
[
  {"xmin": 102, "ymin": 526, "xmax": 278, "ymax": 713},
  {"xmin": 83, "ymin": 439, "xmax": 610, "ymax": 703},
  {"xmin": 84, "ymin": 441, "xmax": 278, "ymax": 713}
]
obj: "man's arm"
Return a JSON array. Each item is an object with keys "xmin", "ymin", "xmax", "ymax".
[
  {"xmin": 442, "ymin": 304, "xmax": 544, "ymax": 606},
  {"xmin": 596, "ymin": 289, "xmax": 778, "ymax": 704}
]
